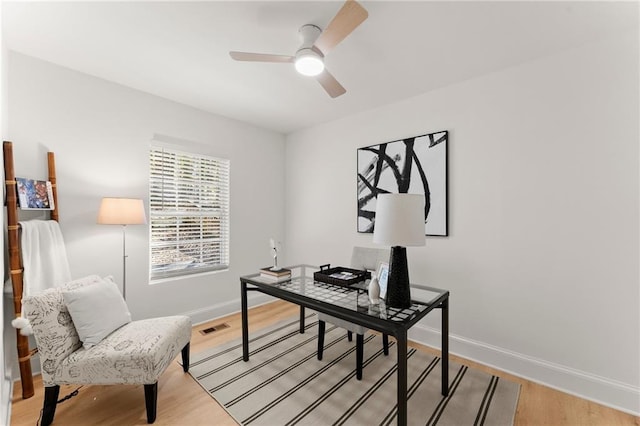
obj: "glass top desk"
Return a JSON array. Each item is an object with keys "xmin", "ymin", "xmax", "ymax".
[{"xmin": 240, "ymin": 264, "xmax": 449, "ymax": 426}]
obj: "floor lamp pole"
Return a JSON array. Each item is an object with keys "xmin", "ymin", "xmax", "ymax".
[
  {"xmin": 122, "ymin": 224, "xmax": 127, "ymax": 300},
  {"xmin": 97, "ymin": 197, "xmax": 147, "ymax": 301}
]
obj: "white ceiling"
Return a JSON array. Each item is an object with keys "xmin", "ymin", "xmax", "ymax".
[{"xmin": 3, "ymin": 1, "xmax": 638, "ymax": 134}]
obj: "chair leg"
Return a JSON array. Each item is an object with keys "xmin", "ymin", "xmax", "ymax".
[
  {"xmin": 41, "ymin": 385, "xmax": 60, "ymax": 426},
  {"xmin": 347, "ymin": 330, "xmax": 353, "ymax": 342},
  {"xmin": 317, "ymin": 320, "xmax": 326, "ymax": 360},
  {"xmin": 144, "ymin": 383, "xmax": 158, "ymax": 424},
  {"xmin": 181, "ymin": 342, "xmax": 190, "ymax": 373},
  {"xmin": 383, "ymin": 333, "xmax": 389, "ymax": 356},
  {"xmin": 356, "ymin": 334, "xmax": 364, "ymax": 380}
]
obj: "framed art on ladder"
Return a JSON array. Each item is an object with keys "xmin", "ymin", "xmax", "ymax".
[
  {"xmin": 357, "ymin": 130, "xmax": 448, "ymax": 236},
  {"xmin": 16, "ymin": 177, "xmax": 55, "ymax": 210}
]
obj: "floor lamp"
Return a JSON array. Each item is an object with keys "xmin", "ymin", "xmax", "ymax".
[
  {"xmin": 97, "ymin": 198, "xmax": 147, "ymax": 300},
  {"xmin": 373, "ymin": 193, "xmax": 426, "ymax": 309}
]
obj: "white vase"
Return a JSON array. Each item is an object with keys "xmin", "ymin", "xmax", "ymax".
[{"xmin": 368, "ymin": 276, "xmax": 380, "ymax": 304}]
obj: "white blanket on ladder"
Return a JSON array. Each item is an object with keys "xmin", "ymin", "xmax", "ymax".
[{"xmin": 12, "ymin": 220, "xmax": 72, "ymax": 335}]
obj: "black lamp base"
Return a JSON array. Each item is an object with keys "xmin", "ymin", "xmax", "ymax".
[{"xmin": 385, "ymin": 246, "xmax": 412, "ymax": 309}]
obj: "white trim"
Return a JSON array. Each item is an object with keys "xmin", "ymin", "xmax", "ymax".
[
  {"xmin": 0, "ymin": 375, "xmax": 11, "ymax": 426},
  {"xmin": 408, "ymin": 324, "xmax": 640, "ymax": 416},
  {"xmin": 179, "ymin": 293, "xmax": 276, "ymax": 327}
]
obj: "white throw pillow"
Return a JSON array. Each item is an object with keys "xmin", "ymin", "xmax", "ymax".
[{"xmin": 62, "ymin": 276, "xmax": 131, "ymax": 349}]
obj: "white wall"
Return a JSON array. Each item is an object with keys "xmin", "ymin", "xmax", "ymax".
[
  {"xmin": 7, "ymin": 51, "xmax": 286, "ymax": 326},
  {"xmin": 285, "ymin": 30, "xmax": 639, "ymax": 414},
  {"xmin": 0, "ymin": 2, "xmax": 12, "ymax": 423}
]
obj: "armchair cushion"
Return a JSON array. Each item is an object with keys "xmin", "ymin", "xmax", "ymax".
[
  {"xmin": 62, "ymin": 276, "xmax": 131, "ymax": 349},
  {"xmin": 55, "ymin": 316, "xmax": 191, "ymax": 385}
]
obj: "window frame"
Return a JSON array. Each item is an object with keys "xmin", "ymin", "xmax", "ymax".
[{"xmin": 149, "ymin": 144, "xmax": 230, "ymax": 280}]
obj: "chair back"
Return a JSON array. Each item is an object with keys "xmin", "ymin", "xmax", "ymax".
[
  {"xmin": 22, "ymin": 275, "xmax": 103, "ymax": 385},
  {"xmin": 350, "ymin": 246, "xmax": 390, "ymax": 271}
]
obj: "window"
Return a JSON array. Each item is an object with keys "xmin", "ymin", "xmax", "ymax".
[{"xmin": 149, "ymin": 145, "xmax": 230, "ymax": 279}]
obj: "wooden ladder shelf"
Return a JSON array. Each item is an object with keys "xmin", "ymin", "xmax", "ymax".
[{"xmin": 3, "ymin": 140, "xmax": 60, "ymax": 399}]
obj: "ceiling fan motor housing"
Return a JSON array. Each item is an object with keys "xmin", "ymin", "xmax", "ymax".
[{"xmin": 298, "ymin": 24, "xmax": 322, "ymax": 49}]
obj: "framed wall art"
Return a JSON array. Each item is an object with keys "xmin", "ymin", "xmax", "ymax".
[{"xmin": 357, "ymin": 130, "xmax": 448, "ymax": 236}]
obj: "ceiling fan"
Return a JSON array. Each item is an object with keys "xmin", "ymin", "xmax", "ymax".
[{"xmin": 229, "ymin": 0, "xmax": 368, "ymax": 98}]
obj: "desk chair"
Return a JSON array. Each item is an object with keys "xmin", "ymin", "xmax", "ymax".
[{"xmin": 317, "ymin": 246, "xmax": 390, "ymax": 380}]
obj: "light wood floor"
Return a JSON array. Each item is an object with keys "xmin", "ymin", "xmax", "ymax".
[{"xmin": 10, "ymin": 300, "xmax": 640, "ymax": 425}]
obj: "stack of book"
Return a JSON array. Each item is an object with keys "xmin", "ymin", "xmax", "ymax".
[{"xmin": 259, "ymin": 267, "xmax": 291, "ymax": 282}]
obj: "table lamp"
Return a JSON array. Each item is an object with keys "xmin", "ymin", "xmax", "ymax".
[
  {"xmin": 97, "ymin": 197, "xmax": 147, "ymax": 299},
  {"xmin": 373, "ymin": 193, "xmax": 425, "ymax": 309}
]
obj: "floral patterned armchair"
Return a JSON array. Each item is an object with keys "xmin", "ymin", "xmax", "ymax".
[{"xmin": 23, "ymin": 276, "xmax": 191, "ymax": 425}]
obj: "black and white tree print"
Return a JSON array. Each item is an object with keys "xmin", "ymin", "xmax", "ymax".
[{"xmin": 357, "ymin": 131, "xmax": 448, "ymax": 236}]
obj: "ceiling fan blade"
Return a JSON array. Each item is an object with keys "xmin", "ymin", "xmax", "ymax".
[
  {"xmin": 229, "ymin": 51, "xmax": 294, "ymax": 63},
  {"xmin": 314, "ymin": 0, "xmax": 368, "ymax": 55},
  {"xmin": 316, "ymin": 69, "xmax": 347, "ymax": 98}
]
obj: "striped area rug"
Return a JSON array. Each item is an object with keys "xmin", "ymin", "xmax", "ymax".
[{"xmin": 188, "ymin": 315, "xmax": 520, "ymax": 425}]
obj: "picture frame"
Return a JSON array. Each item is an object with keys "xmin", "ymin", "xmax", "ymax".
[
  {"xmin": 16, "ymin": 177, "xmax": 55, "ymax": 210},
  {"xmin": 377, "ymin": 262, "xmax": 389, "ymax": 299},
  {"xmin": 357, "ymin": 130, "xmax": 448, "ymax": 236}
]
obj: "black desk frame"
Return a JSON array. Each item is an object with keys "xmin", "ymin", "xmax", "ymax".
[{"xmin": 240, "ymin": 265, "xmax": 449, "ymax": 426}]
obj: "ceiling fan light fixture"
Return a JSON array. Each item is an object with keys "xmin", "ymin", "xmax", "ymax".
[
  {"xmin": 228, "ymin": 0, "xmax": 368, "ymax": 97},
  {"xmin": 294, "ymin": 49, "xmax": 324, "ymax": 76}
]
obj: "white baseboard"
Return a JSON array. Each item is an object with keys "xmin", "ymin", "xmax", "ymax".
[
  {"xmin": 180, "ymin": 293, "xmax": 276, "ymax": 326},
  {"xmin": 408, "ymin": 324, "xmax": 640, "ymax": 416},
  {"xmin": 1, "ymin": 372, "xmax": 12, "ymax": 426}
]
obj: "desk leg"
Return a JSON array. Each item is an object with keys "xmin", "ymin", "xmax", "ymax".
[
  {"xmin": 299, "ymin": 306, "xmax": 305, "ymax": 334},
  {"xmin": 241, "ymin": 281, "xmax": 249, "ymax": 361},
  {"xmin": 396, "ymin": 330, "xmax": 408, "ymax": 426},
  {"xmin": 441, "ymin": 297, "xmax": 449, "ymax": 396}
]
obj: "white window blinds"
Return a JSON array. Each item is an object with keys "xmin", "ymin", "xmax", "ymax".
[{"xmin": 149, "ymin": 145, "xmax": 230, "ymax": 279}]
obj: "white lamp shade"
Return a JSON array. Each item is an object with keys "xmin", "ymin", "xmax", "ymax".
[
  {"xmin": 97, "ymin": 198, "xmax": 147, "ymax": 225},
  {"xmin": 373, "ymin": 194, "xmax": 426, "ymax": 247}
]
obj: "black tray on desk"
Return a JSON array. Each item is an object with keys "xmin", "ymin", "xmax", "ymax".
[{"xmin": 313, "ymin": 264, "xmax": 370, "ymax": 286}]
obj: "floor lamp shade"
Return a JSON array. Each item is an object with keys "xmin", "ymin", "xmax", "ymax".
[
  {"xmin": 97, "ymin": 198, "xmax": 147, "ymax": 225},
  {"xmin": 97, "ymin": 198, "xmax": 147, "ymax": 300},
  {"xmin": 373, "ymin": 194, "xmax": 425, "ymax": 309}
]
